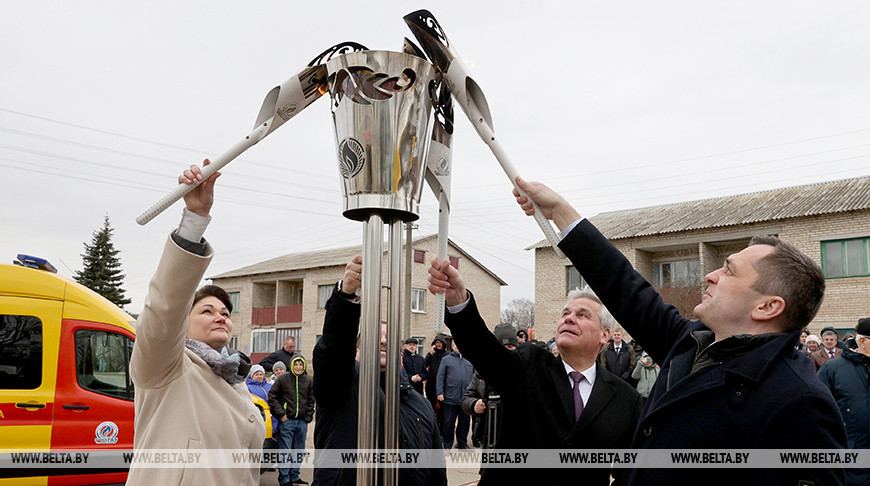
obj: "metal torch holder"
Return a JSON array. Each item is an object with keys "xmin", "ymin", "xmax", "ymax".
[{"xmin": 327, "ymin": 50, "xmax": 436, "ymax": 486}]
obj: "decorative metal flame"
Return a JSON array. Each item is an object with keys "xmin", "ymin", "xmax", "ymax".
[
  {"xmin": 338, "ymin": 137, "xmax": 366, "ymax": 178},
  {"xmin": 330, "ymin": 67, "xmax": 418, "ymax": 106}
]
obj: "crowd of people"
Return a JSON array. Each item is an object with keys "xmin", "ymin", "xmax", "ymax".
[{"xmin": 128, "ymin": 162, "xmax": 866, "ymax": 486}]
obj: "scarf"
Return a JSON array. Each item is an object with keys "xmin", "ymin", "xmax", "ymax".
[{"xmin": 184, "ymin": 338, "xmax": 250, "ymax": 384}]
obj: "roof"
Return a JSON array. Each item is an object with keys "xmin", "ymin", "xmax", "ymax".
[
  {"xmin": 209, "ymin": 234, "xmax": 507, "ymax": 285},
  {"xmin": 528, "ymin": 176, "xmax": 870, "ymax": 249}
]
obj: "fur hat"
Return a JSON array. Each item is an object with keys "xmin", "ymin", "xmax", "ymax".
[
  {"xmin": 494, "ymin": 324, "xmax": 519, "ymax": 347},
  {"xmin": 856, "ymin": 317, "xmax": 870, "ymax": 336}
]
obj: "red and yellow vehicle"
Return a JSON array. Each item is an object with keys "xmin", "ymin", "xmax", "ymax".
[{"xmin": 0, "ymin": 255, "xmax": 135, "ymax": 485}]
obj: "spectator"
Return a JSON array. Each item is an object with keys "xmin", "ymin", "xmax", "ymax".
[
  {"xmin": 516, "ymin": 328, "xmax": 529, "ymax": 344},
  {"xmin": 260, "ymin": 336, "xmax": 304, "ymax": 373},
  {"xmin": 269, "ymin": 360, "xmax": 286, "ymax": 384},
  {"xmin": 312, "ymin": 255, "xmax": 446, "ymax": 485},
  {"xmin": 402, "ymin": 337, "xmax": 428, "ymax": 395},
  {"xmin": 818, "ymin": 318, "xmax": 870, "ymax": 485},
  {"xmin": 246, "ymin": 364, "xmax": 278, "ymax": 440},
  {"xmin": 428, "ymin": 259, "xmax": 642, "ymax": 485},
  {"xmin": 796, "ymin": 328, "xmax": 810, "ymax": 353},
  {"xmin": 128, "ymin": 160, "xmax": 264, "ymax": 485},
  {"xmin": 437, "ymin": 341, "xmax": 474, "ymax": 449},
  {"xmin": 598, "ymin": 326, "xmax": 637, "ymax": 385},
  {"xmin": 424, "ymin": 335, "xmax": 449, "ymax": 432},
  {"xmin": 511, "ymin": 177, "xmax": 845, "ymax": 485},
  {"xmin": 804, "ymin": 334, "xmax": 821, "ymax": 356},
  {"xmin": 811, "ymin": 328, "xmax": 842, "ymax": 372},
  {"xmin": 268, "ymin": 356, "xmax": 314, "ymax": 486},
  {"xmin": 462, "ymin": 323, "xmax": 517, "ymax": 452},
  {"xmin": 630, "ymin": 352, "xmax": 659, "ymax": 403}
]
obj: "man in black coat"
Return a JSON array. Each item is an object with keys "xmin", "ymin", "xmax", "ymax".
[
  {"xmin": 312, "ymin": 255, "xmax": 446, "ymax": 486},
  {"xmin": 402, "ymin": 337, "xmax": 427, "ymax": 395},
  {"xmin": 423, "ymin": 335, "xmax": 449, "ymax": 431},
  {"xmin": 598, "ymin": 328, "xmax": 636, "ymax": 386},
  {"xmin": 259, "ymin": 336, "xmax": 304, "ymax": 372},
  {"xmin": 511, "ymin": 177, "xmax": 847, "ymax": 486},
  {"xmin": 428, "ymin": 259, "xmax": 643, "ymax": 485}
]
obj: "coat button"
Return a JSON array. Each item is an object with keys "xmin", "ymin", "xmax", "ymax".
[
  {"xmin": 249, "ymin": 414, "xmax": 256, "ymax": 422},
  {"xmin": 643, "ymin": 426, "xmax": 653, "ymax": 437}
]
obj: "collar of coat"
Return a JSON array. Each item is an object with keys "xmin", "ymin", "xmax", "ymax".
[{"xmin": 669, "ymin": 327, "xmax": 799, "ymax": 384}]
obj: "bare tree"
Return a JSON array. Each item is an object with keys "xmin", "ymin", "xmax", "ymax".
[{"xmin": 501, "ymin": 298, "xmax": 535, "ymax": 329}]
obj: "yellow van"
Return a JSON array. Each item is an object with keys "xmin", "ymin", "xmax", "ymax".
[{"xmin": 0, "ymin": 255, "xmax": 136, "ymax": 485}]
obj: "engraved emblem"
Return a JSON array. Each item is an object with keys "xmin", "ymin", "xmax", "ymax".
[{"xmin": 338, "ymin": 138, "xmax": 365, "ymax": 178}]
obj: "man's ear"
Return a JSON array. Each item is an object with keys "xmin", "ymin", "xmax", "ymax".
[
  {"xmin": 600, "ymin": 327, "xmax": 612, "ymax": 345},
  {"xmin": 751, "ymin": 296, "xmax": 786, "ymax": 322}
]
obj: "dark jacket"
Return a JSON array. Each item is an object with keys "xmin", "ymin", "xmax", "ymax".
[
  {"xmin": 423, "ymin": 339, "xmax": 449, "ymax": 400},
  {"xmin": 818, "ymin": 341, "xmax": 870, "ymax": 485},
  {"xmin": 268, "ymin": 356, "xmax": 315, "ymax": 423},
  {"xmin": 312, "ymin": 289, "xmax": 446, "ymax": 486},
  {"xmin": 402, "ymin": 348, "xmax": 427, "ymax": 395},
  {"xmin": 598, "ymin": 341, "xmax": 636, "ymax": 382},
  {"xmin": 436, "ymin": 351, "xmax": 473, "ymax": 405},
  {"xmin": 259, "ymin": 347, "xmax": 304, "ymax": 372},
  {"xmin": 562, "ymin": 219, "xmax": 846, "ymax": 486},
  {"xmin": 446, "ymin": 294, "xmax": 642, "ymax": 486},
  {"xmin": 461, "ymin": 372, "xmax": 502, "ymax": 448}
]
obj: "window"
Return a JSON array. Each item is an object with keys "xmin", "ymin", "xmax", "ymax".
[
  {"xmin": 228, "ymin": 292, "xmax": 240, "ymax": 313},
  {"xmin": 318, "ymin": 284, "xmax": 333, "ymax": 309},
  {"xmin": 75, "ymin": 330, "xmax": 134, "ymax": 400},
  {"xmin": 411, "ymin": 289, "xmax": 426, "ymax": 313},
  {"xmin": 414, "ymin": 250, "xmax": 426, "ymax": 264},
  {"xmin": 654, "ymin": 260, "xmax": 701, "ymax": 288},
  {"xmin": 822, "ymin": 238, "xmax": 870, "ymax": 278},
  {"xmin": 0, "ymin": 315, "xmax": 42, "ymax": 389},
  {"xmin": 449, "ymin": 256, "xmax": 459, "ymax": 269},
  {"xmin": 229, "ymin": 335, "xmax": 238, "ymax": 350},
  {"xmin": 252, "ymin": 329, "xmax": 276, "ymax": 353},
  {"xmin": 566, "ymin": 266, "xmax": 587, "ymax": 295}
]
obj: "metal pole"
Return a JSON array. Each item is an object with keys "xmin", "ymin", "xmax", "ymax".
[
  {"xmin": 358, "ymin": 215, "xmax": 383, "ymax": 486},
  {"xmin": 404, "ymin": 223, "xmax": 413, "ymax": 339},
  {"xmin": 384, "ymin": 220, "xmax": 403, "ymax": 486}
]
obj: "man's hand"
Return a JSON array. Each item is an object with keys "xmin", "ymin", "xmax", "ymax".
[
  {"xmin": 473, "ymin": 399, "xmax": 486, "ymax": 415},
  {"xmin": 341, "ymin": 254, "xmax": 363, "ymax": 295},
  {"xmin": 513, "ymin": 176, "xmax": 581, "ymax": 231},
  {"xmin": 411, "ymin": 374, "xmax": 422, "ymax": 383},
  {"xmin": 180, "ymin": 159, "xmax": 221, "ymax": 218},
  {"xmin": 427, "ymin": 256, "xmax": 468, "ymax": 307},
  {"xmin": 280, "ymin": 416, "xmax": 288, "ymax": 422},
  {"xmin": 437, "ymin": 394, "xmax": 445, "ymax": 402}
]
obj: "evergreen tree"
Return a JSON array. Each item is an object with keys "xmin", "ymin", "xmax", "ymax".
[{"xmin": 74, "ymin": 215, "xmax": 131, "ymax": 308}]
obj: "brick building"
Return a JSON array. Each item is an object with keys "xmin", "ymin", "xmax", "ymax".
[
  {"xmin": 209, "ymin": 235, "xmax": 505, "ymax": 367},
  {"xmin": 529, "ymin": 176, "xmax": 870, "ymax": 342}
]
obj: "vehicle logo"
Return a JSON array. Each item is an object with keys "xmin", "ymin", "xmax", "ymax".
[{"xmin": 95, "ymin": 421, "xmax": 119, "ymax": 444}]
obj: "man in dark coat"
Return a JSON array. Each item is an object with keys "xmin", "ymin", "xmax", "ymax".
[
  {"xmin": 259, "ymin": 336, "xmax": 304, "ymax": 372},
  {"xmin": 436, "ymin": 341, "xmax": 474, "ymax": 449},
  {"xmin": 402, "ymin": 337, "xmax": 427, "ymax": 395},
  {"xmin": 818, "ymin": 317, "xmax": 870, "ymax": 485},
  {"xmin": 428, "ymin": 260, "xmax": 643, "ymax": 485},
  {"xmin": 424, "ymin": 335, "xmax": 449, "ymax": 431},
  {"xmin": 312, "ymin": 255, "xmax": 446, "ymax": 486},
  {"xmin": 510, "ymin": 177, "xmax": 847, "ymax": 486},
  {"xmin": 598, "ymin": 328, "xmax": 636, "ymax": 385}
]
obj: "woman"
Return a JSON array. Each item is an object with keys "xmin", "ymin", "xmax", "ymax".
[
  {"xmin": 127, "ymin": 161, "xmax": 265, "ymax": 485},
  {"xmin": 631, "ymin": 351, "xmax": 660, "ymax": 403}
]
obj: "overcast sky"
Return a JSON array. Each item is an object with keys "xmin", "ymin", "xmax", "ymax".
[{"xmin": 2, "ymin": 1, "xmax": 868, "ymax": 315}]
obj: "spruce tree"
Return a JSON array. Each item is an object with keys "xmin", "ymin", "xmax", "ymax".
[{"xmin": 74, "ymin": 215, "xmax": 131, "ymax": 308}]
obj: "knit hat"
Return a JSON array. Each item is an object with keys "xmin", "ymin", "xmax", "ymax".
[
  {"xmin": 494, "ymin": 324, "xmax": 519, "ymax": 347},
  {"xmin": 272, "ymin": 361, "xmax": 287, "ymax": 372},
  {"xmin": 247, "ymin": 364, "xmax": 265, "ymax": 379},
  {"xmin": 805, "ymin": 335, "xmax": 821, "ymax": 345},
  {"xmin": 856, "ymin": 317, "xmax": 870, "ymax": 336}
]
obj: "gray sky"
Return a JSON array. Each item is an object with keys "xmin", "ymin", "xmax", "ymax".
[{"xmin": 2, "ymin": 1, "xmax": 868, "ymax": 315}]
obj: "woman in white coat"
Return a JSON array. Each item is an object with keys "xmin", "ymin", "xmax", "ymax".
[{"xmin": 127, "ymin": 161, "xmax": 265, "ymax": 485}]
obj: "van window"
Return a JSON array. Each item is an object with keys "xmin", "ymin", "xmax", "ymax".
[
  {"xmin": 75, "ymin": 330, "xmax": 134, "ymax": 400},
  {"xmin": 0, "ymin": 315, "xmax": 43, "ymax": 389}
]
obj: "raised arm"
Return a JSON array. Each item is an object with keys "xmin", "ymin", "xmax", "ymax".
[{"xmin": 130, "ymin": 160, "xmax": 219, "ymax": 388}]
